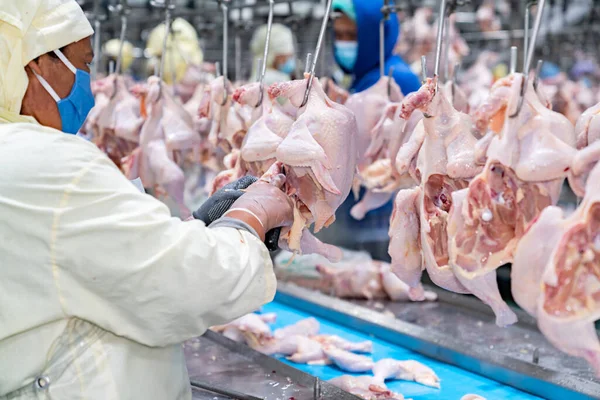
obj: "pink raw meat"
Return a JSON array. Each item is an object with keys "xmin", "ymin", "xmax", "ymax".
[
  {"xmin": 448, "ymin": 73, "xmax": 576, "ymax": 326},
  {"xmin": 513, "ymin": 161, "xmax": 600, "ymax": 376}
]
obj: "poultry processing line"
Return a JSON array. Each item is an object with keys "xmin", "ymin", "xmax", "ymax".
[{"xmin": 77, "ymin": 0, "xmax": 600, "ymax": 397}]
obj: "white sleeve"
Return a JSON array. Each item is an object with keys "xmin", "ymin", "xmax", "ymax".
[{"xmin": 54, "ymin": 155, "xmax": 276, "ymax": 347}]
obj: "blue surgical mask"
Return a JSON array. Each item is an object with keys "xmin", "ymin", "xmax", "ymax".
[
  {"xmin": 334, "ymin": 40, "xmax": 358, "ymax": 73},
  {"xmin": 278, "ymin": 57, "xmax": 296, "ymax": 75},
  {"xmin": 33, "ymin": 49, "xmax": 95, "ymax": 134}
]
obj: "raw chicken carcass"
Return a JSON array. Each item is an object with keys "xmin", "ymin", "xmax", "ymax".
[
  {"xmin": 84, "ymin": 75, "xmax": 116, "ymax": 139},
  {"xmin": 246, "ymin": 333, "xmax": 305, "ymax": 356},
  {"xmin": 329, "ymin": 376, "xmax": 404, "ymax": 400},
  {"xmin": 316, "ymin": 261, "xmax": 384, "ymax": 299},
  {"xmin": 461, "ymin": 51, "xmax": 499, "ymax": 110},
  {"xmin": 396, "ymin": 7, "xmax": 435, "ymax": 65},
  {"xmin": 389, "ymin": 77, "xmax": 481, "ymax": 295},
  {"xmin": 176, "ymin": 63, "xmax": 215, "ymax": 104},
  {"xmin": 444, "ymin": 14, "xmax": 470, "ymax": 77},
  {"xmin": 448, "ymin": 73, "xmax": 576, "ymax": 326},
  {"xmin": 286, "ymin": 336, "xmax": 330, "ymax": 365},
  {"xmin": 372, "ymin": 358, "xmax": 441, "ymax": 388},
  {"xmin": 95, "ymin": 75, "xmax": 145, "ymax": 169},
  {"xmin": 575, "ymin": 101, "xmax": 600, "ymax": 150},
  {"xmin": 321, "ymin": 77, "xmax": 350, "ymax": 104},
  {"xmin": 184, "ymin": 83, "xmax": 214, "ymax": 138},
  {"xmin": 248, "ymin": 332, "xmax": 330, "ymax": 364},
  {"xmin": 199, "ymin": 76, "xmax": 250, "ymax": 152},
  {"xmin": 512, "ymin": 161, "xmax": 600, "ymax": 376},
  {"xmin": 351, "ymin": 101, "xmax": 422, "ymax": 219},
  {"xmin": 322, "ymin": 346, "xmax": 374, "ymax": 372},
  {"xmin": 441, "ymin": 80, "xmax": 469, "ymax": 115},
  {"xmin": 380, "ymin": 262, "xmax": 437, "ymax": 302},
  {"xmin": 265, "ymin": 77, "xmax": 358, "ymax": 258},
  {"xmin": 316, "ymin": 260, "xmax": 433, "ymax": 302},
  {"xmin": 345, "ymin": 76, "xmax": 403, "ymax": 168},
  {"xmin": 476, "ymin": 0, "xmax": 501, "ymax": 32},
  {"xmin": 237, "ymin": 82, "xmax": 296, "ymax": 177},
  {"xmin": 312, "ymin": 335, "xmax": 372, "ymax": 353},
  {"xmin": 211, "ymin": 313, "xmax": 273, "ymax": 337},
  {"xmin": 132, "ymin": 76, "xmax": 201, "ymax": 217},
  {"xmin": 273, "ymin": 317, "xmax": 320, "ymax": 339},
  {"xmin": 472, "ymin": 75, "xmax": 515, "ymax": 136}
]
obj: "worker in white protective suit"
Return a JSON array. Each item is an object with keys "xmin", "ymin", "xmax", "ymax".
[
  {"xmin": 146, "ymin": 18, "xmax": 204, "ymax": 85},
  {"xmin": 250, "ymin": 23, "xmax": 297, "ymax": 85},
  {"xmin": 0, "ymin": 1, "xmax": 293, "ymax": 399}
]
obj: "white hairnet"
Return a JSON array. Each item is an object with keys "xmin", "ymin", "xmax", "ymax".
[
  {"xmin": 250, "ymin": 23, "xmax": 295, "ymax": 69},
  {"xmin": 0, "ymin": 0, "xmax": 93, "ymax": 119},
  {"xmin": 146, "ymin": 18, "xmax": 203, "ymax": 84}
]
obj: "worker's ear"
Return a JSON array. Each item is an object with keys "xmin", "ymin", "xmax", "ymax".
[{"xmin": 26, "ymin": 58, "xmax": 43, "ymax": 75}]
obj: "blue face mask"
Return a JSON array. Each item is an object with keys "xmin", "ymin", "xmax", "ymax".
[
  {"xmin": 334, "ymin": 40, "xmax": 358, "ymax": 73},
  {"xmin": 33, "ymin": 49, "xmax": 95, "ymax": 134},
  {"xmin": 278, "ymin": 57, "xmax": 296, "ymax": 75}
]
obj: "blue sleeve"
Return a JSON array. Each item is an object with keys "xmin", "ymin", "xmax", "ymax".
[{"xmin": 393, "ymin": 65, "xmax": 421, "ymax": 95}]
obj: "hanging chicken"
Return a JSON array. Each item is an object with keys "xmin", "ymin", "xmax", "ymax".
[
  {"xmin": 344, "ymin": 77, "xmax": 412, "ymax": 219},
  {"xmin": 124, "ymin": 76, "xmax": 201, "ymax": 218},
  {"xmin": 448, "ymin": 73, "xmax": 576, "ymax": 327},
  {"xmin": 95, "ymin": 75, "xmax": 145, "ymax": 169},
  {"xmin": 253, "ymin": 76, "xmax": 358, "ymax": 261},
  {"xmin": 388, "ymin": 77, "xmax": 481, "ymax": 295},
  {"xmin": 512, "ymin": 148, "xmax": 600, "ymax": 376}
]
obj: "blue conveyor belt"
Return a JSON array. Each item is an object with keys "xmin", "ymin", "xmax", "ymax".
[{"xmin": 262, "ymin": 302, "xmax": 541, "ymax": 400}]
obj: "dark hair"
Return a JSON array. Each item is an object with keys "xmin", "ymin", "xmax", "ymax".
[{"xmin": 35, "ymin": 46, "xmax": 68, "ymax": 61}]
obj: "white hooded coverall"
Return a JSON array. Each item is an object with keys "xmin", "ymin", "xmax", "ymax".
[
  {"xmin": 0, "ymin": 1, "xmax": 276, "ymax": 399},
  {"xmin": 250, "ymin": 23, "xmax": 296, "ymax": 86}
]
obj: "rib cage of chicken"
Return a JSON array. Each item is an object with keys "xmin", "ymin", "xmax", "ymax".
[
  {"xmin": 448, "ymin": 73, "xmax": 576, "ymax": 327},
  {"xmin": 388, "ymin": 77, "xmax": 482, "ymax": 297},
  {"xmin": 512, "ymin": 149, "xmax": 600, "ymax": 376}
]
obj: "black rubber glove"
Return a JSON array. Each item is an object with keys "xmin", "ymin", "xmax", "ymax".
[{"xmin": 193, "ymin": 176, "xmax": 281, "ymax": 252}]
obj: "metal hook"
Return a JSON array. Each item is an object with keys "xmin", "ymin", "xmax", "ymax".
[
  {"xmin": 255, "ymin": 58, "xmax": 263, "ymax": 82},
  {"xmin": 304, "ymin": 53, "xmax": 313, "ymax": 74},
  {"xmin": 149, "ymin": 0, "xmax": 175, "ymax": 82},
  {"xmin": 533, "ymin": 59, "xmax": 544, "ymax": 91},
  {"xmin": 510, "ymin": 0, "xmax": 546, "ymax": 118},
  {"xmin": 441, "ymin": 16, "xmax": 450, "ymax": 82},
  {"xmin": 387, "ymin": 67, "xmax": 395, "ymax": 97},
  {"xmin": 215, "ymin": 61, "xmax": 221, "ymax": 78},
  {"xmin": 235, "ymin": 35, "xmax": 242, "ymax": 83},
  {"xmin": 300, "ymin": 0, "xmax": 334, "ymax": 108},
  {"xmin": 509, "ymin": 46, "xmax": 518, "ymax": 74},
  {"xmin": 219, "ymin": 1, "xmax": 229, "ymax": 106},
  {"xmin": 380, "ymin": 0, "xmax": 391, "ymax": 79},
  {"xmin": 256, "ymin": 0, "xmax": 275, "ymax": 108},
  {"xmin": 451, "ymin": 62, "xmax": 460, "ymax": 104},
  {"xmin": 108, "ymin": 0, "xmax": 130, "ymax": 75},
  {"xmin": 433, "ymin": 0, "xmax": 449, "ymax": 92},
  {"xmin": 90, "ymin": 0, "xmax": 104, "ymax": 81},
  {"xmin": 452, "ymin": 62, "xmax": 460, "ymax": 86},
  {"xmin": 523, "ymin": 2, "xmax": 537, "ymax": 73},
  {"xmin": 421, "ymin": 55, "xmax": 428, "ymax": 83}
]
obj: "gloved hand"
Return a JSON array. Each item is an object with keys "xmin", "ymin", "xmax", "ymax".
[
  {"xmin": 227, "ymin": 180, "xmax": 294, "ymax": 234},
  {"xmin": 193, "ymin": 176, "xmax": 292, "ymax": 251},
  {"xmin": 192, "ymin": 176, "xmax": 258, "ymax": 225}
]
